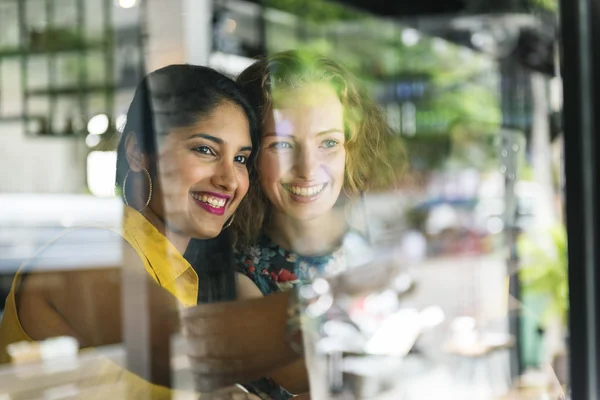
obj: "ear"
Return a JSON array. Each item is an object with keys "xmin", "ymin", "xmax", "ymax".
[{"xmin": 124, "ymin": 131, "xmax": 147, "ymax": 172}]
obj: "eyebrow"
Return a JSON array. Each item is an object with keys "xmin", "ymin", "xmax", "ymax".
[
  {"xmin": 189, "ymin": 133, "xmax": 252, "ymax": 152},
  {"xmin": 189, "ymin": 133, "xmax": 223, "ymax": 144},
  {"xmin": 263, "ymin": 128, "xmax": 344, "ymax": 138}
]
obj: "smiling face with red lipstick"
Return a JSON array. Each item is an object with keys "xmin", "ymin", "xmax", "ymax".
[
  {"xmin": 259, "ymin": 83, "xmax": 346, "ymax": 222},
  {"xmin": 118, "ymin": 65, "xmax": 260, "ymax": 250},
  {"xmin": 150, "ymin": 100, "xmax": 253, "ymax": 240}
]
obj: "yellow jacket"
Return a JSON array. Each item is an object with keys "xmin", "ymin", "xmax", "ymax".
[{"xmin": 0, "ymin": 206, "xmax": 199, "ymax": 398}]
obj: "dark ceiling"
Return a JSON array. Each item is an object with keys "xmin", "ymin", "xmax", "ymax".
[
  {"xmin": 242, "ymin": 0, "xmax": 558, "ymax": 75},
  {"xmin": 332, "ymin": 0, "xmax": 536, "ymax": 17},
  {"xmin": 331, "ymin": 0, "xmax": 557, "ymax": 76},
  {"xmin": 332, "ymin": 0, "xmax": 467, "ymax": 17}
]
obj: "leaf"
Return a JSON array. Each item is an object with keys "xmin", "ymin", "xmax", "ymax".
[{"xmin": 518, "ymin": 224, "xmax": 569, "ymax": 327}]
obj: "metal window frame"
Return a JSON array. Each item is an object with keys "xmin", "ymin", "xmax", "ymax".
[{"xmin": 560, "ymin": 0, "xmax": 600, "ymax": 399}]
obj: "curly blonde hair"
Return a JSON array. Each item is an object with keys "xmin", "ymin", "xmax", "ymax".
[{"xmin": 233, "ymin": 50, "xmax": 405, "ymax": 247}]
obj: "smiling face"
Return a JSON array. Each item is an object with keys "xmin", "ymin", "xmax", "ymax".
[
  {"xmin": 149, "ymin": 100, "xmax": 252, "ymax": 239},
  {"xmin": 258, "ymin": 83, "xmax": 346, "ymax": 222}
]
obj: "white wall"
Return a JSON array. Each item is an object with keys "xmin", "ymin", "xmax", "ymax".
[
  {"xmin": 145, "ymin": 0, "xmax": 186, "ymax": 71},
  {"xmin": 0, "ymin": 123, "xmax": 88, "ymax": 193}
]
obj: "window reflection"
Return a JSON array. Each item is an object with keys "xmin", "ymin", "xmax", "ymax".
[{"xmin": 0, "ymin": 0, "xmax": 567, "ymax": 399}]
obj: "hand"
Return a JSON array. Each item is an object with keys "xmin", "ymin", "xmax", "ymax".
[
  {"xmin": 180, "ymin": 292, "xmax": 302, "ymax": 392},
  {"xmin": 326, "ymin": 258, "xmax": 401, "ymax": 297}
]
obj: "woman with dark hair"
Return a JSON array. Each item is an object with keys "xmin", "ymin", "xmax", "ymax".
[{"xmin": 0, "ymin": 64, "xmax": 262, "ymax": 398}]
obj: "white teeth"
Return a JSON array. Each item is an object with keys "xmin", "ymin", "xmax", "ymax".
[
  {"xmin": 286, "ymin": 184, "xmax": 325, "ymax": 197},
  {"xmin": 192, "ymin": 193, "xmax": 227, "ymax": 208}
]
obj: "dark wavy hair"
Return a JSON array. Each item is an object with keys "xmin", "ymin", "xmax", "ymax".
[{"xmin": 115, "ymin": 64, "xmax": 260, "ymax": 303}]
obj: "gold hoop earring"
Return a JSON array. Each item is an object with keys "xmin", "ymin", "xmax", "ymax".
[
  {"xmin": 223, "ymin": 214, "xmax": 235, "ymax": 229},
  {"xmin": 122, "ymin": 167, "xmax": 153, "ymax": 211}
]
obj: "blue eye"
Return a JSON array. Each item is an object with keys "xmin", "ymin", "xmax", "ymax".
[
  {"xmin": 321, "ymin": 139, "xmax": 339, "ymax": 148},
  {"xmin": 193, "ymin": 145, "xmax": 215, "ymax": 155},
  {"xmin": 234, "ymin": 155, "xmax": 248, "ymax": 164},
  {"xmin": 269, "ymin": 142, "xmax": 293, "ymax": 150}
]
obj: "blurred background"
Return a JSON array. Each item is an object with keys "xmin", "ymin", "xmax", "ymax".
[{"xmin": 0, "ymin": 0, "xmax": 566, "ymax": 398}]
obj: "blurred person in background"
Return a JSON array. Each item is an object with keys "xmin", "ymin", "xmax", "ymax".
[
  {"xmin": 231, "ymin": 50, "xmax": 405, "ymax": 399},
  {"xmin": 0, "ymin": 64, "xmax": 263, "ymax": 398}
]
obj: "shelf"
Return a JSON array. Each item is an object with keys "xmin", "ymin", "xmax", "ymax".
[
  {"xmin": 25, "ymin": 84, "xmax": 136, "ymax": 97},
  {"xmin": 0, "ymin": 114, "xmax": 48, "ymax": 123},
  {"xmin": 0, "ymin": 115, "xmax": 26, "ymax": 122},
  {"xmin": 0, "ymin": 42, "xmax": 108, "ymax": 59},
  {"xmin": 24, "ymin": 131, "xmax": 88, "ymax": 138},
  {"xmin": 0, "ymin": 0, "xmax": 144, "ymax": 138}
]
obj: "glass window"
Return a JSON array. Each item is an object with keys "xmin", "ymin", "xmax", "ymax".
[{"xmin": 0, "ymin": 1, "xmax": 570, "ymax": 399}]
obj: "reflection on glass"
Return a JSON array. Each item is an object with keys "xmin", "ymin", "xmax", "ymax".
[{"xmin": 0, "ymin": 0, "xmax": 568, "ymax": 399}]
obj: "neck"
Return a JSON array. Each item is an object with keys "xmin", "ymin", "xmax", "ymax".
[
  {"xmin": 141, "ymin": 207, "xmax": 191, "ymax": 255},
  {"xmin": 266, "ymin": 209, "xmax": 346, "ymax": 256}
]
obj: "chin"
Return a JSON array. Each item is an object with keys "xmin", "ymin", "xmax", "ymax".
[
  {"xmin": 191, "ymin": 226, "xmax": 222, "ymax": 240},
  {"xmin": 288, "ymin": 208, "xmax": 332, "ymax": 222}
]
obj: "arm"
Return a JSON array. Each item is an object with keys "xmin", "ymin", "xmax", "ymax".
[
  {"xmin": 18, "ymin": 267, "xmax": 125, "ymax": 348},
  {"xmin": 235, "ymin": 273, "xmax": 264, "ymax": 300},
  {"xmin": 16, "ymin": 231, "xmax": 179, "ymax": 388},
  {"xmin": 18, "ymin": 233, "xmax": 304, "ymax": 392},
  {"xmin": 234, "ymin": 273, "xmax": 310, "ymax": 394},
  {"xmin": 268, "ymin": 359, "xmax": 310, "ymax": 395},
  {"xmin": 181, "ymin": 290, "xmax": 304, "ymax": 392}
]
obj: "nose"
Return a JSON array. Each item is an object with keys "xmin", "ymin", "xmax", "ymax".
[
  {"xmin": 211, "ymin": 159, "xmax": 238, "ymax": 193},
  {"xmin": 294, "ymin": 145, "xmax": 318, "ymax": 180}
]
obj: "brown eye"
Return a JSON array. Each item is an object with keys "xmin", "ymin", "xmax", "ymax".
[
  {"xmin": 192, "ymin": 145, "xmax": 215, "ymax": 155},
  {"xmin": 234, "ymin": 155, "xmax": 248, "ymax": 164}
]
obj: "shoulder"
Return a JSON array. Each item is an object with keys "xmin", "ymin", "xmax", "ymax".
[
  {"xmin": 16, "ymin": 227, "xmax": 163, "ymax": 347},
  {"xmin": 234, "ymin": 242, "xmax": 267, "ymax": 275},
  {"xmin": 235, "ymin": 272, "xmax": 263, "ymax": 300},
  {"xmin": 234, "ymin": 241, "xmax": 281, "ymax": 296}
]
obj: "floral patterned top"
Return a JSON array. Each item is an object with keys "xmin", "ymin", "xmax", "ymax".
[{"xmin": 235, "ymin": 233, "xmax": 346, "ymax": 400}]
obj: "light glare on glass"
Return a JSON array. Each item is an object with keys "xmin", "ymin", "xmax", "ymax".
[
  {"xmin": 401, "ymin": 28, "xmax": 420, "ymax": 47},
  {"xmin": 116, "ymin": 114, "xmax": 127, "ymax": 133},
  {"xmin": 87, "ymin": 114, "xmax": 109, "ymax": 135},
  {"xmin": 118, "ymin": 0, "xmax": 137, "ymax": 9},
  {"xmin": 225, "ymin": 18, "xmax": 237, "ymax": 33},
  {"xmin": 85, "ymin": 133, "xmax": 101, "ymax": 148},
  {"xmin": 87, "ymin": 151, "xmax": 117, "ymax": 197}
]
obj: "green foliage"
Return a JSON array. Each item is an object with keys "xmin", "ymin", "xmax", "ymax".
[
  {"xmin": 265, "ymin": 0, "xmax": 364, "ymax": 22},
  {"xmin": 519, "ymin": 224, "xmax": 568, "ymax": 327},
  {"xmin": 531, "ymin": 0, "xmax": 558, "ymax": 11},
  {"xmin": 264, "ymin": 0, "xmax": 503, "ymax": 171}
]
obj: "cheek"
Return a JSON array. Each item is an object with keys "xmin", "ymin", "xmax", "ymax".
[
  {"xmin": 335, "ymin": 153, "xmax": 346, "ymax": 181},
  {"xmin": 236, "ymin": 170, "xmax": 250, "ymax": 197},
  {"xmin": 325, "ymin": 149, "xmax": 346, "ymax": 183},
  {"xmin": 159, "ymin": 154, "xmax": 206, "ymax": 194},
  {"xmin": 156, "ymin": 154, "xmax": 184, "ymax": 194},
  {"xmin": 258, "ymin": 153, "xmax": 288, "ymax": 185}
]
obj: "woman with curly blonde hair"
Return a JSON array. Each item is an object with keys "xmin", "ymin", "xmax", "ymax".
[{"xmin": 232, "ymin": 50, "xmax": 405, "ymax": 399}]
